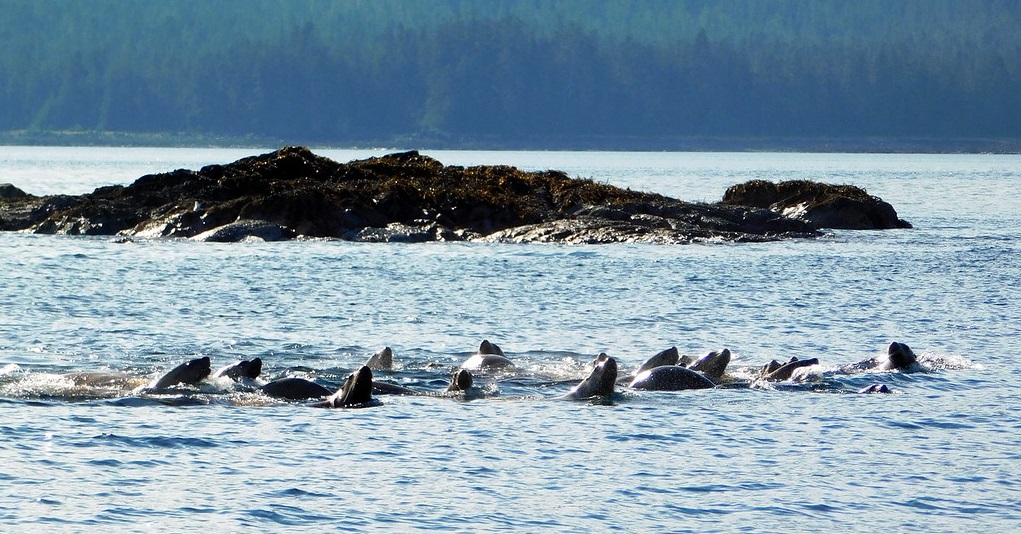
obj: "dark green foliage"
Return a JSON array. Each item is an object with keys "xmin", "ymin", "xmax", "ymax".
[{"xmin": 1, "ymin": 0, "xmax": 1018, "ymax": 147}]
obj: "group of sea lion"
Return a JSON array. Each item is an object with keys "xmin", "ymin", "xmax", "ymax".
[
  {"xmin": 114, "ymin": 346, "xmax": 473, "ymax": 408},
  {"xmin": 461, "ymin": 339, "xmax": 920, "ymax": 399},
  {"xmin": 753, "ymin": 340, "xmax": 919, "ymax": 389},
  {"xmin": 76, "ymin": 340, "xmax": 920, "ymax": 407}
]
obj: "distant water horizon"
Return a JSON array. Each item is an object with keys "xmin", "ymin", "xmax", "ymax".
[{"xmin": 2, "ymin": 130, "xmax": 1019, "ymax": 155}]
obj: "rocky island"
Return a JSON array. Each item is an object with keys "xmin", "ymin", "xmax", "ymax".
[{"xmin": 0, "ymin": 146, "xmax": 910, "ymax": 243}]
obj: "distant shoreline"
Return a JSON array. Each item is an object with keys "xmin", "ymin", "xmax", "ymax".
[{"xmin": 1, "ymin": 130, "xmax": 1018, "ymax": 154}]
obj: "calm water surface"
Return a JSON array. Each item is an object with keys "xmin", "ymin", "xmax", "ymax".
[{"xmin": 1, "ymin": 148, "xmax": 1019, "ymax": 531}]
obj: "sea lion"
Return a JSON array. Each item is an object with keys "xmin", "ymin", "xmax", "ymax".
[
  {"xmin": 213, "ymin": 358, "xmax": 263, "ymax": 381},
  {"xmin": 840, "ymin": 342, "xmax": 921, "ymax": 374},
  {"xmin": 759, "ymin": 357, "xmax": 820, "ymax": 382},
  {"xmin": 446, "ymin": 369, "xmax": 474, "ymax": 392},
  {"xmin": 687, "ymin": 348, "xmax": 731, "ymax": 382},
  {"xmin": 566, "ymin": 353, "xmax": 618, "ymax": 399},
  {"xmin": 149, "ymin": 357, "xmax": 212, "ymax": 390},
  {"xmin": 635, "ymin": 347, "xmax": 680, "ymax": 375},
  {"xmin": 628, "ymin": 365, "xmax": 715, "ymax": 391},
  {"xmin": 311, "ymin": 366, "xmax": 375, "ymax": 408},
  {"xmin": 61, "ymin": 372, "xmax": 148, "ymax": 393},
  {"xmin": 760, "ymin": 359, "xmax": 784, "ymax": 376},
  {"xmin": 880, "ymin": 342, "xmax": 918, "ymax": 371},
  {"xmin": 859, "ymin": 384, "xmax": 891, "ymax": 394},
  {"xmin": 460, "ymin": 340, "xmax": 514, "ymax": 371},
  {"xmin": 371, "ymin": 381, "xmax": 418, "ymax": 395},
  {"xmin": 364, "ymin": 347, "xmax": 394, "ymax": 371},
  {"xmin": 260, "ymin": 377, "xmax": 333, "ymax": 400},
  {"xmin": 191, "ymin": 219, "xmax": 292, "ymax": 242},
  {"xmin": 370, "ymin": 368, "xmax": 475, "ymax": 396}
]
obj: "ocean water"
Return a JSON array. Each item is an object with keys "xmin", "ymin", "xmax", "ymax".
[{"xmin": 1, "ymin": 147, "xmax": 1019, "ymax": 532}]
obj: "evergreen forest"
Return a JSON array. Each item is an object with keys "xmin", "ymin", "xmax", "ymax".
[{"xmin": 2, "ymin": 0, "xmax": 1019, "ymax": 150}]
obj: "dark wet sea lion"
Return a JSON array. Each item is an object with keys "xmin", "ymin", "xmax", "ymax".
[
  {"xmin": 260, "ymin": 377, "xmax": 333, "ymax": 400},
  {"xmin": 150, "ymin": 357, "xmax": 212, "ymax": 390},
  {"xmin": 371, "ymin": 381, "xmax": 418, "ymax": 395},
  {"xmin": 364, "ymin": 347, "xmax": 394, "ymax": 371},
  {"xmin": 192, "ymin": 219, "xmax": 291, "ymax": 242},
  {"xmin": 761, "ymin": 358, "xmax": 784, "ymax": 376},
  {"xmin": 882, "ymin": 342, "xmax": 918, "ymax": 370},
  {"xmin": 63, "ymin": 372, "xmax": 147, "ymax": 390},
  {"xmin": 370, "ymin": 368, "xmax": 475, "ymax": 396},
  {"xmin": 859, "ymin": 384, "xmax": 891, "ymax": 394},
  {"xmin": 636, "ymin": 347, "xmax": 680, "ymax": 375},
  {"xmin": 687, "ymin": 348, "xmax": 731, "ymax": 382},
  {"xmin": 567, "ymin": 354, "xmax": 618, "ymax": 398},
  {"xmin": 479, "ymin": 340, "xmax": 503, "ymax": 356},
  {"xmin": 446, "ymin": 369, "xmax": 474, "ymax": 392},
  {"xmin": 759, "ymin": 357, "xmax": 820, "ymax": 382},
  {"xmin": 460, "ymin": 340, "xmax": 514, "ymax": 370},
  {"xmin": 213, "ymin": 358, "xmax": 262, "ymax": 380},
  {"xmin": 840, "ymin": 341, "xmax": 922, "ymax": 374},
  {"xmin": 628, "ymin": 365, "xmax": 715, "ymax": 391},
  {"xmin": 313, "ymin": 366, "xmax": 375, "ymax": 407}
]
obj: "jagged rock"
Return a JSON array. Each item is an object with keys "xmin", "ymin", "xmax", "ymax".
[
  {"xmin": 0, "ymin": 147, "xmax": 907, "ymax": 243},
  {"xmin": 0, "ymin": 183, "xmax": 31, "ymax": 199},
  {"xmin": 129, "ymin": 208, "xmax": 208, "ymax": 238},
  {"xmin": 721, "ymin": 179, "xmax": 911, "ymax": 230},
  {"xmin": 483, "ymin": 215, "xmax": 814, "ymax": 244}
]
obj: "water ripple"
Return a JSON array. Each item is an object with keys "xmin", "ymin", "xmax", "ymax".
[
  {"xmin": 2, "ymin": 150, "xmax": 1020, "ymax": 532},
  {"xmin": 270, "ymin": 488, "xmax": 333, "ymax": 498},
  {"xmin": 90, "ymin": 433, "xmax": 223, "ymax": 449},
  {"xmin": 246, "ymin": 506, "xmax": 336, "ymax": 526}
]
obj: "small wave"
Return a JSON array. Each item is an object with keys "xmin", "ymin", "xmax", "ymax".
[
  {"xmin": 94, "ymin": 507, "xmax": 156, "ymax": 522},
  {"xmin": 676, "ymin": 484, "xmax": 732, "ymax": 493},
  {"xmin": 269, "ymin": 488, "xmax": 333, "ymax": 498},
  {"xmin": 245, "ymin": 506, "xmax": 333, "ymax": 526},
  {"xmin": 34, "ymin": 515, "xmax": 79, "ymax": 526},
  {"xmin": 178, "ymin": 506, "xmax": 219, "ymax": 515},
  {"xmin": 520, "ymin": 353, "xmax": 592, "ymax": 381},
  {"xmin": 885, "ymin": 420, "xmax": 925, "ymax": 430},
  {"xmin": 898, "ymin": 497, "xmax": 947, "ymax": 512},
  {"xmin": 608, "ymin": 432, "xmax": 684, "ymax": 443},
  {"xmin": 91, "ymin": 433, "xmax": 221, "ymax": 449},
  {"xmin": 0, "ymin": 371, "xmax": 152, "ymax": 401},
  {"xmin": 132, "ymin": 394, "xmax": 213, "ymax": 407},
  {"xmin": 86, "ymin": 458, "xmax": 125, "ymax": 467},
  {"xmin": 661, "ymin": 503, "xmax": 734, "ymax": 516},
  {"xmin": 100, "ymin": 397, "xmax": 169, "ymax": 407},
  {"xmin": 914, "ymin": 417, "xmax": 977, "ymax": 430}
]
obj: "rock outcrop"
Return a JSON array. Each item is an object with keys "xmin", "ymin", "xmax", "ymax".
[
  {"xmin": 0, "ymin": 183, "xmax": 31, "ymax": 199},
  {"xmin": 721, "ymin": 179, "xmax": 912, "ymax": 230},
  {"xmin": 0, "ymin": 147, "xmax": 908, "ymax": 243}
]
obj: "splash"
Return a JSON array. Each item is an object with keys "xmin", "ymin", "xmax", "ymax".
[
  {"xmin": 0, "ymin": 363, "xmax": 22, "ymax": 377},
  {"xmin": 918, "ymin": 352, "xmax": 982, "ymax": 372}
]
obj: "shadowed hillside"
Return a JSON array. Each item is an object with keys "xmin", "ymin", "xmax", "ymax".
[{"xmin": 1, "ymin": 0, "xmax": 1018, "ymax": 150}]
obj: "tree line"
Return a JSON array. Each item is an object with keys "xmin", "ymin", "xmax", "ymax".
[{"xmin": 1, "ymin": 0, "xmax": 1018, "ymax": 149}]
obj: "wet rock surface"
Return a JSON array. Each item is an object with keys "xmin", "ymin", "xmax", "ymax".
[
  {"xmin": 722, "ymin": 179, "xmax": 912, "ymax": 230},
  {"xmin": 0, "ymin": 147, "xmax": 908, "ymax": 243}
]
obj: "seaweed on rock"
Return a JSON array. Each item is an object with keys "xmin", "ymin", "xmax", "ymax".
[{"xmin": 0, "ymin": 147, "xmax": 907, "ymax": 243}]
